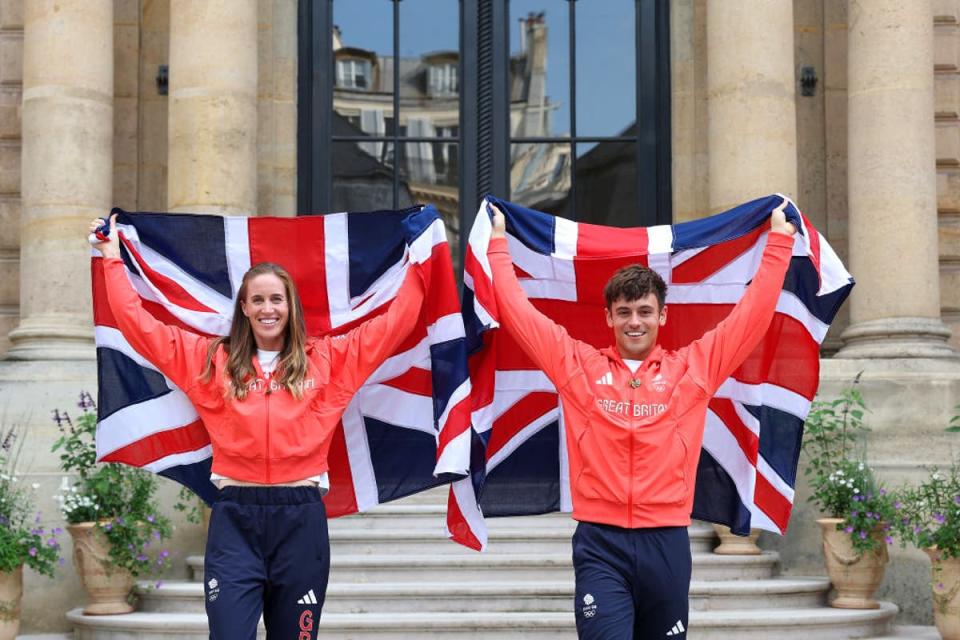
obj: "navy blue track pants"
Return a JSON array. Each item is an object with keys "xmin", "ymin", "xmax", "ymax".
[
  {"xmin": 204, "ymin": 486, "xmax": 330, "ymax": 640},
  {"xmin": 572, "ymin": 522, "xmax": 691, "ymax": 640}
]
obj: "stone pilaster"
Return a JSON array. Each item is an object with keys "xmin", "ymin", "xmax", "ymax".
[
  {"xmin": 168, "ymin": 0, "xmax": 257, "ymax": 215},
  {"xmin": 0, "ymin": 0, "xmax": 22, "ymax": 356},
  {"xmin": 6, "ymin": 0, "xmax": 113, "ymax": 360},
  {"xmin": 706, "ymin": 0, "xmax": 797, "ymax": 212},
  {"xmin": 838, "ymin": 0, "xmax": 956, "ymax": 358}
]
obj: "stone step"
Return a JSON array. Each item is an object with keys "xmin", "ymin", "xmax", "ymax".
[
  {"xmin": 328, "ymin": 518, "xmax": 717, "ymax": 554},
  {"xmin": 188, "ymin": 550, "xmax": 778, "ymax": 583},
  {"xmin": 135, "ymin": 576, "xmax": 830, "ymax": 614},
  {"xmin": 64, "ymin": 602, "xmax": 898, "ymax": 640}
]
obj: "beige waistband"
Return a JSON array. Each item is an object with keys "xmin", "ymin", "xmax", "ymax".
[{"xmin": 217, "ymin": 479, "xmax": 318, "ymax": 489}]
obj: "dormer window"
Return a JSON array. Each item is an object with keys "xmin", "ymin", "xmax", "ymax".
[
  {"xmin": 428, "ymin": 63, "xmax": 458, "ymax": 97},
  {"xmin": 337, "ymin": 58, "xmax": 372, "ymax": 90}
]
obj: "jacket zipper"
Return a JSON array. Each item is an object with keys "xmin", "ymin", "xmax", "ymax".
[
  {"xmin": 627, "ymin": 361, "xmax": 636, "ymax": 528},
  {"xmin": 264, "ymin": 381, "xmax": 272, "ymax": 483}
]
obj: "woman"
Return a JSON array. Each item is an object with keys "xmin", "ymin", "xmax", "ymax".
[{"xmin": 88, "ymin": 213, "xmax": 425, "ymax": 639}]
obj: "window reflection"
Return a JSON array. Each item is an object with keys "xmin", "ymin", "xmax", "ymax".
[{"xmin": 510, "ymin": 143, "xmax": 572, "ymax": 216}]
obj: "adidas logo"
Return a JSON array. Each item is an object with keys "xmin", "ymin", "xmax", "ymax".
[
  {"xmin": 297, "ymin": 589, "xmax": 319, "ymax": 605},
  {"xmin": 666, "ymin": 619, "xmax": 686, "ymax": 636},
  {"xmin": 594, "ymin": 372, "xmax": 613, "ymax": 385}
]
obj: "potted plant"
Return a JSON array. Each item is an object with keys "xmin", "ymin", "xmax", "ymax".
[
  {"xmin": 52, "ymin": 392, "xmax": 173, "ymax": 615},
  {"xmin": 802, "ymin": 378, "xmax": 896, "ymax": 609},
  {"xmin": 890, "ymin": 405, "xmax": 960, "ymax": 640},
  {"xmin": 0, "ymin": 423, "xmax": 62, "ymax": 639}
]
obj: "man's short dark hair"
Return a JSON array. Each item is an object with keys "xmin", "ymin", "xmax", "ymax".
[{"xmin": 603, "ymin": 264, "xmax": 667, "ymax": 310}]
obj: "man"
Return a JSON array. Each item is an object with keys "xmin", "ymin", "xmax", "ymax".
[{"xmin": 486, "ymin": 203, "xmax": 797, "ymax": 639}]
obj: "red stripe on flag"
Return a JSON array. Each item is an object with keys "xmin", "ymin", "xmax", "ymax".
[
  {"xmin": 99, "ymin": 419, "xmax": 210, "ymax": 466},
  {"xmin": 486, "ymin": 392, "xmax": 558, "ymax": 461},
  {"xmin": 671, "ymin": 225, "xmax": 766, "ymax": 284},
  {"xmin": 469, "ymin": 333, "xmax": 496, "ymax": 412},
  {"xmin": 424, "ymin": 244, "xmax": 462, "ymax": 321},
  {"xmin": 447, "ymin": 488, "xmax": 483, "ymax": 551},
  {"xmin": 382, "ymin": 367, "xmax": 432, "ymax": 396},
  {"xmin": 801, "ymin": 213, "xmax": 822, "ymax": 286},
  {"xmin": 707, "ymin": 398, "xmax": 758, "ymax": 466},
  {"xmin": 754, "ymin": 472, "xmax": 792, "ymax": 533},
  {"xmin": 576, "ymin": 222, "xmax": 648, "ymax": 259},
  {"xmin": 323, "ymin": 421, "xmax": 359, "ymax": 518},
  {"xmin": 466, "ymin": 245, "xmax": 498, "ymax": 322},
  {"xmin": 119, "ymin": 236, "xmax": 216, "ymax": 313},
  {"xmin": 437, "ymin": 395, "xmax": 472, "ymax": 454},
  {"xmin": 92, "ymin": 259, "xmax": 216, "ymax": 337},
  {"xmin": 248, "ymin": 217, "xmax": 331, "ymax": 335}
]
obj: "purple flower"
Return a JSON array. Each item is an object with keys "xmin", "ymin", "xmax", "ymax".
[
  {"xmin": 859, "ymin": 531, "xmax": 868, "ymax": 540},
  {"xmin": 155, "ymin": 580, "xmax": 163, "ymax": 589},
  {"xmin": 136, "ymin": 554, "xmax": 148, "ymax": 563},
  {"xmin": 852, "ymin": 511, "xmax": 859, "ymax": 518},
  {"xmin": 47, "ymin": 538, "xmax": 57, "ymax": 547},
  {"xmin": 146, "ymin": 515, "xmax": 155, "ymax": 524},
  {"xmin": 879, "ymin": 489, "xmax": 887, "ymax": 496},
  {"xmin": 914, "ymin": 525, "xmax": 923, "ymax": 534},
  {"xmin": 152, "ymin": 530, "xmax": 161, "ymax": 541},
  {"xmin": 58, "ymin": 558, "xmax": 65, "ymax": 566},
  {"xmin": 844, "ymin": 526, "xmax": 854, "ymax": 534},
  {"xmin": 53, "ymin": 527, "xmax": 62, "ymax": 535},
  {"xmin": 954, "ymin": 495, "xmax": 960, "ymax": 506},
  {"xmin": 894, "ymin": 501, "xmax": 903, "ymax": 510},
  {"xmin": 933, "ymin": 513, "xmax": 946, "ymax": 525},
  {"xmin": 28, "ymin": 547, "xmax": 37, "ymax": 557},
  {"xmin": 115, "ymin": 517, "xmax": 124, "ymax": 526},
  {"xmin": 853, "ymin": 495, "xmax": 864, "ymax": 502},
  {"xmin": 103, "ymin": 523, "xmax": 112, "ymax": 532},
  {"xmin": 937, "ymin": 583, "xmax": 945, "ymax": 591},
  {"xmin": 159, "ymin": 549, "xmax": 170, "ymax": 559},
  {"xmin": 884, "ymin": 536, "xmax": 893, "ymax": 545},
  {"xmin": 866, "ymin": 512, "xmax": 874, "ymax": 519}
]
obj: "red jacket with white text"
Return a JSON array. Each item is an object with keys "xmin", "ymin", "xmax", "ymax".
[
  {"xmin": 488, "ymin": 231, "xmax": 794, "ymax": 529},
  {"xmin": 101, "ymin": 256, "xmax": 425, "ymax": 484}
]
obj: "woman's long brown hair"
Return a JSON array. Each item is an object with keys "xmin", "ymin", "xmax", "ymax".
[{"xmin": 200, "ymin": 262, "xmax": 309, "ymax": 400}]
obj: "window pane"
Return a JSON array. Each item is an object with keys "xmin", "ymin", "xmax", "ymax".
[
  {"xmin": 333, "ymin": 1, "xmax": 394, "ymax": 132},
  {"xmin": 510, "ymin": 142, "xmax": 572, "ymax": 217},
  {"xmin": 510, "ymin": 1, "xmax": 570, "ymax": 138},
  {"xmin": 575, "ymin": 0, "xmax": 637, "ymax": 137},
  {"xmin": 331, "ymin": 141, "xmax": 410, "ymax": 213},
  {"xmin": 399, "ymin": 0, "xmax": 460, "ymax": 129},
  {"xmin": 397, "ymin": 141, "xmax": 461, "ymax": 271},
  {"xmin": 574, "ymin": 141, "xmax": 638, "ymax": 227}
]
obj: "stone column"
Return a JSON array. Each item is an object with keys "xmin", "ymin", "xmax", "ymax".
[
  {"xmin": 168, "ymin": 0, "xmax": 257, "ymax": 215},
  {"xmin": 6, "ymin": 0, "xmax": 113, "ymax": 360},
  {"xmin": 837, "ymin": 0, "xmax": 955, "ymax": 358},
  {"xmin": 706, "ymin": 0, "xmax": 797, "ymax": 213}
]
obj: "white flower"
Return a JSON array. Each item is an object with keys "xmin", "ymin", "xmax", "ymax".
[
  {"xmin": 30, "ymin": 483, "xmax": 39, "ymax": 490},
  {"xmin": 853, "ymin": 488, "xmax": 860, "ymax": 494},
  {"xmin": 858, "ymin": 463, "xmax": 864, "ymax": 471},
  {"xmin": 836, "ymin": 470, "xmax": 845, "ymax": 477}
]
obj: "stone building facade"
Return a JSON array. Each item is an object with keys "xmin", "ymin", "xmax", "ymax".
[{"xmin": 0, "ymin": 0, "xmax": 957, "ymax": 632}]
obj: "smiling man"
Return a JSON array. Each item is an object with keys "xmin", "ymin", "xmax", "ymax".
[{"xmin": 486, "ymin": 204, "xmax": 796, "ymax": 640}]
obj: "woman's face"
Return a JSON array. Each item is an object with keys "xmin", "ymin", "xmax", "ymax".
[{"xmin": 240, "ymin": 273, "xmax": 290, "ymax": 351}]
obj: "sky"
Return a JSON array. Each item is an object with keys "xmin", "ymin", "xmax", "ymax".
[{"xmin": 333, "ymin": 0, "xmax": 637, "ymax": 142}]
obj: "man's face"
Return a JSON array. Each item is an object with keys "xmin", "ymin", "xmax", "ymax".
[{"xmin": 604, "ymin": 293, "xmax": 667, "ymax": 360}]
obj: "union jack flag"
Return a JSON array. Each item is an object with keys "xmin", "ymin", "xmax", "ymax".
[
  {"xmin": 447, "ymin": 194, "xmax": 854, "ymax": 550},
  {"xmin": 91, "ymin": 206, "xmax": 472, "ymax": 516}
]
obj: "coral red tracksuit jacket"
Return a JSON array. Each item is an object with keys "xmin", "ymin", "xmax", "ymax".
[
  {"xmin": 101, "ymin": 257, "xmax": 424, "ymax": 484},
  {"xmin": 487, "ymin": 231, "xmax": 794, "ymax": 529}
]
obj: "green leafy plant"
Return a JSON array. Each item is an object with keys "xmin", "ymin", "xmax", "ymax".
[
  {"xmin": 0, "ymin": 422, "xmax": 62, "ymax": 576},
  {"xmin": 52, "ymin": 392, "xmax": 173, "ymax": 578},
  {"xmin": 890, "ymin": 464, "xmax": 960, "ymax": 560},
  {"xmin": 173, "ymin": 486, "xmax": 203, "ymax": 526},
  {"xmin": 948, "ymin": 404, "xmax": 960, "ymax": 433},
  {"xmin": 802, "ymin": 375, "xmax": 895, "ymax": 553}
]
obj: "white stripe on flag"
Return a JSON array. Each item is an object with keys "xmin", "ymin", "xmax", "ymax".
[
  {"xmin": 437, "ymin": 378, "xmax": 471, "ymax": 433},
  {"xmin": 356, "ymin": 385, "xmax": 435, "ymax": 435},
  {"xmin": 141, "ymin": 446, "xmax": 213, "ymax": 473},
  {"xmin": 713, "ymin": 379, "xmax": 811, "ymax": 420},
  {"xmin": 96, "ymin": 392, "xmax": 200, "ymax": 459},
  {"xmin": 435, "ymin": 421, "xmax": 472, "ymax": 477},
  {"xmin": 553, "ymin": 217, "xmax": 578, "ymax": 260},
  {"xmin": 324, "ymin": 213, "xmax": 352, "ymax": 328},
  {"xmin": 449, "ymin": 476, "xmax": 488, "ymax": 550},
  {"xmin": 340, "ymin": 395, "xmax": 379, "ymax": 512},
  {"xmin": 365, "ymin": 338, "xmax": 431, "ymax": 385},
  {"xmin": 224, "ymin": 216, "xmax": 251, "ymax": 297},
  {"xmin": 126, "ymin": 265, "xmax": 231, "ymax": 337},
  {"xmin": 495, "ymin": 370, "xmax": 556, "ymax": 393},
  {"xmin": 647, "ymin": 224, "xmax": 674, "ymax": 255},
  {"xmin": 427, "ymin": 313, "xmax": 467, "ymax": 344},
  {"xmin": 757, "ymin": 455, "xmax": 796, "ymax": 503},
  {"xmin": 467, "ymin": 202, "xmax": 495, "ymax": 281},
  {"xmin": 408, "ymin": 217, "xmax": 446, "ymax": 265},
  {"xmin": 558, "ymin": 404, "xmax": 572, "ymax": 512}
]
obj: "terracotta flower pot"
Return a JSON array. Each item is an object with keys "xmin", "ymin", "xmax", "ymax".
[
  {"xmin": 817, "ymin": 517, "xmax": 888, "ymax": 609},
  {"xmin": 712, "ymin": 524, "xmax": 762, "ymax": 555},
  {"xmin": 925, "ymin": 547, "xmax": 960, "ymax": 640},
  {"xmin": 67, "ymin": 522, "xmax": 135, "ymax": 615},
  {"xmin": 0, "ymin": 565, "xmax": 22, "ymax": 640}
]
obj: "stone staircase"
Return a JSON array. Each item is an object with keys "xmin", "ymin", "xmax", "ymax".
[{"xmin": 50, "ymin": 490, "xmax": 914, "ymax": 639}]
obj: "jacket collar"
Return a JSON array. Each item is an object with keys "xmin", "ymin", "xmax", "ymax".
[{"xmin": 600, "ymin": 344, "xmax": 665, "ymax": 369}]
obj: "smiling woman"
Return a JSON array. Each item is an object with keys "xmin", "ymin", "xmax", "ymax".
[{"xmin": 86, "ymin": 214, "xmax": 426, "ymax": 640}]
